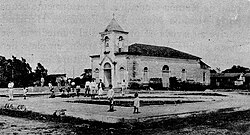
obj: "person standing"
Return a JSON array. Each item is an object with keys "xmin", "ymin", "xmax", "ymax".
[
  {"xmin": 23, "ymin": 87, "xmax": 28, "ymax": 100},
  {"xmin": 8, "ymin": 81, "xmax": 14, "ymax": 101},
  {"xmin": 75, "ymin": 85, "xmax": 81, "ymax": 97},
  {"xmin": 65, "ymin": 82, "xmax": 71, "ymax": 96},
  {"xmin": 90, "ymin": 79, "xmax": 97, "ymax": 98},
  {"xmin": 71, "ymin": 81, "xmax": 76, "ymax": 92},
  {"xmin": 133, "ymin": 92, "xmax": 140, "ymax": 114},
  {"xmin": 97, "ymin": 79, "xmax": 105, "ymax": 98},
  {"xmin": 121, "ymin": 79, "xmax": 126, "ymax": 96},
  {"xmin": 48, "ymin": 82, "xmax": 55, "ymax": 98},
  {"xmin": 85, "ymin": 80, "xmax": 90, "ymax": 97},
  {"xmin": 41, "ymin": 77, "xmax": 45, "ymax": 87},
  {"xmin": 107, "ymin": 84, "xmax": 115, "ymax": 112}
]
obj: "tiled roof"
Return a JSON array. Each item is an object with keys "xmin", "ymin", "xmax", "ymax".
[
  {"xmin": 128, "ymin": 43, "xmax": 201, "ymax": 60},
  {"xmin": 104, "ymin": 18, "xmax": 124, "ymax": 32},
  {"xmin": 210, "ymin": 73, "xmax": 242, "ymax": 78}
]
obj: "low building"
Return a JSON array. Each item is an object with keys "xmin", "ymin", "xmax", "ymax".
[{"xmin": 210, "ymin": 73, "xmax": 250, "ymax": 89}]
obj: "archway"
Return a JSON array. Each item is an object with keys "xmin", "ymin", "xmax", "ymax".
[
  {"xmin": 119, "ymin": 67, "xmax": 125, "ymax": 83},
  {"xmin": 104, "ymin": 63, "xmax": 112, "ymax": 87},
  {"xmin": 162, "ymin": 65, "xmax": 170, "ymax": 88},
  {"xmin": 143, "ymin": 67, "xmax": 149, "ymax": 82}
]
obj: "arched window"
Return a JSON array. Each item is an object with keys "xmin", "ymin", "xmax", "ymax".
[
  {"xmin": 181, "ymin": 69, "xmax": 187, "ymax": 81},
  {"xmin": 94, "ymin": 68, "xmax": 99, "ymax": 73},
  {"xmin": 120, "ymin": 67, "xmax": 125, "ymax": 71},
  {"xmin": 118, "ymin": 36, "xmax": 123, "ymax": 41},
  {"xmin": 143, "ymin": 67, "xmax": 149, "ymax": 82},
  {"xmin": 104, "ymin": 36, "xmax": 109, "ymax": 47},
  {"xmin": 162, "ymin": 65, "xmax": 169, "ymax": 73},
  {"xmin": 119, "ymin": 67, "xmax": 125, "ymax": 83},
  {"xmin": 162, "ymin": 65, "xmax": 170, "ymax": 87},
  {"xmin": 118, "ymin": 36, "xmax": 124, "ymax": 52},
  {"xmin": 104, "ymin": 63, "xmax": 111, "ymax": 69}
]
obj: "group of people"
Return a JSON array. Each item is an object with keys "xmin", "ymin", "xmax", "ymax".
[
  {"xmin": 84, "ymin": 79, "xmax": 105, "ymax": 98},
  {"xmin": 106, "ymin": 83, "xmax": 140, "ymax": 113},
  {"xmin": 7, "ymin": 81, "xmax": 28, "ymax": 101},
  {"xmin": 7, "ymin": 79, "xmax": 141, "ymax": 114}
]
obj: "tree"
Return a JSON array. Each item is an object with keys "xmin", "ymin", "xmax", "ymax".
[
  {"xmin": 80, "ymin": 69, "xmax": 92, "ymax": 80},
  {"xmin": 222, "ymin": 65, "xmax": 250, "ymax": 73},
  {"xmin": 80, "ymin": 69, "xmax": 92, "ymax": 87},
  {"xmin": 34, "ymin": 63, "xmax": 48, "ymax": 84},
  {"xmin": 0, "ymin": 56, "xmax": 33, "ymax": 87}
]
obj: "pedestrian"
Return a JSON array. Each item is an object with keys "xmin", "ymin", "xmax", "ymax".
[
  {"xmin": 23, "ymin": 87, "xmax": 28, "ymax": 100},
  {"xmin": 97, "ymin": 79, "xmax": 105, "ymax": 98},
  {"xmin": 65, "ymin": 81, "xmax": 70, "ymax": 94},
  {"xmin": 76, "ymin": 85, "xmax": 81, "ymax": 97},
  {"xmin": 8, "ymin": 81, "xmax": 14, "ymax": 101},
  {"xmin": 133, "ymin": 92, "xmax": 140, "ymax": 114},
  {"xmin": 107, "ymin": 84, "xmax": 115, "ymax": 112},
  {"xmin": 49, "ymin": 82, "xmax": 55, "ymax": 98},
  {"xmin": 85, "ymin": 80, "xmax": 90, "ymax": 97},
  {"xmin": 121, "ymin": 79, "xmax": 126, "ymax": 96},
  {"xmin": 41, "ymin": 77, "xmax": 45, "ymax": 87},
  {"xmin": 71, "ymin": 81, "xmax": 75, "ymax": 92},
  {"xmin": 90, "ymin": 79, "xmax": 97, "ymax": 98}
]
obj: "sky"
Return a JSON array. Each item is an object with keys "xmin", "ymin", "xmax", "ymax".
[{"xmin": 0, "ymin": 0, "xmax": 250, "ymax": 77}]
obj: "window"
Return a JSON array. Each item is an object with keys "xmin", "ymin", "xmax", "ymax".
[
  {"xmin": 104, "ymin": 63, "xmax": 111, "ymax": 69},
  {"xmin": 118, "ymin": 36, "xmax": 123, "ymax": 41},
  {"xmin": 118, "ymin": 36, "xmax": 123, "ymax": 52},
  {"xmin": 143, "ymin": 67, "xmax": 149, "ymax": 82},
  {"xmin": 104, "ymin": 36, "xmax": 109, "ymax": 47},
  {"xmin": 162, "ymin": 65, "xmax": 169, "ymax": 73},
  {"xmin": 120, "ymin": 67, "xmax": 125, "ymax": 71},
  {"xmin": 94, "ymin": 68, "xmax": 99, "ymax": 73},
  {"xmin": 181, "ymin": 69, "xmax": 187, "ymax": 81},
  {"xmin": 203, "ymin": 72, "xmax": 206, "ymax": 82},
  {"xmin": 119, "ymin": 67, "xmax": 125, "ymax": 83}
]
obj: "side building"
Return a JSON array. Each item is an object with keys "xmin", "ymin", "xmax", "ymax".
[{"xmin": 90, "ymin": 17, "xmax": 210, "ymax": 89}]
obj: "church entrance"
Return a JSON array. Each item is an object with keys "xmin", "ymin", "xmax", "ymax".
[{"xmin": 104, "ymin": 63, "xmax": 112, "ymax": 87}]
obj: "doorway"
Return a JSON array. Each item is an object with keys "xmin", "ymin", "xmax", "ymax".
[{"xmin": 104, "ymin": 63, "xmax": 112, "ymax": 87}]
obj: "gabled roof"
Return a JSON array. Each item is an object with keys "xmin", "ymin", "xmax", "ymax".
[
  {"xmin": 105, "ymin": 18, "xmax": 124, "ymax": 32},
  {"xmin": 127, "ymin": 43, "xmax": 201, "ymax": 60},
  {"xmin": 100, "ymin": 18, "xmax": 128, "ymax": 34}
]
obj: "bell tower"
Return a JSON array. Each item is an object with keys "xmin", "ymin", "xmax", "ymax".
[
  {"xmin": 99, "ymin": 16, "xmax": 129, "ymax": 57},
  {"xmin": 98, "ymin": 16, "xmax": 129, "ymax": 88}
]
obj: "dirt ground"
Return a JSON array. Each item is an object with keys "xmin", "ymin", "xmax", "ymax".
[{"xmin": 1, "ymin": 110, "xmax": 250, "ymax": 135}]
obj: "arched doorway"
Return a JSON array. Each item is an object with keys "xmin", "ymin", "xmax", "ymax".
[
  {"xmin": 162, "ymin": 65, "xmax": 170, "ymax": 88},
  {"xmin": 104, "ymin": 63, "xmax": 112, "ymax": 87},
  {"xmin": 143, "ymin": 67, "xmax": 149, "ymax": 82},
  {"xmin": 119, "ymin": 67, "xmax": 125, "ymax": 83}
]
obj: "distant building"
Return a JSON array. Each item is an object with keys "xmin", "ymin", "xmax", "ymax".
[
  {"xmin": 211, "ymin": 73, "xmax": 250, "ymax": 89},
  {"xmin": 46, "ymin": 74, "xmax": 66, "ymax": 86},
  {"xmin": 90, "ymin": 17, "xmax": 210, "ymax": 88}
]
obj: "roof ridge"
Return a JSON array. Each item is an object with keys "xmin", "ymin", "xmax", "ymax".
[{"xmin": 128, "ymin": 43, "xmax": 201, "ymax": 60}]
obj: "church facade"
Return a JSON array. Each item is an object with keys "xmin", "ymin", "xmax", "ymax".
[{"xmin": 90, "ymin": 18, "xmax": 210, "ymax": 88}]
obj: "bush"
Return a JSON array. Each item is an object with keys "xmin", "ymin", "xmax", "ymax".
[
  {"xmin": 149, "ymin": 78, "xmax": 163, "ymax": 90},
  {"xmin": 180, "ymin": 81, "xmax": 206, "ymax": 91},
  {"xmin": 169, "ymin": 77, "xmax": 180, "ymax": 90},
  {"xmin": 169, "ymin": 77, "xmax": 207, "ymax": 91},
  {"xmin": 128, "ymin": 81, "xmax": 142, "ymax": 89}
]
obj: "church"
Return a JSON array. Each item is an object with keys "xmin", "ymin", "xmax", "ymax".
[{"xmin": 90, "ymin": 17, "xmax": 210, "ymax": 88}]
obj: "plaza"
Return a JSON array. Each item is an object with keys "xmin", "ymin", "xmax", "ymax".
[{"xmin": 0, "ymin": 87, "xmax": 249, "ymax": 126}]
